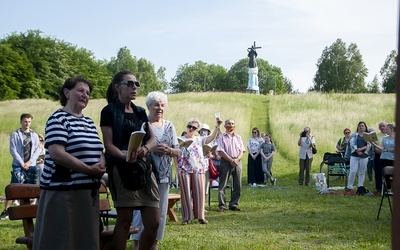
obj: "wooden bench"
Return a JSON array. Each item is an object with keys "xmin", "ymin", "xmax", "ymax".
[
  {"xmin": 5, "ymin": 184, "xmax": 40, "ymax": 249},
  {"xmin": 167, "ymin": 194, "xmax": 181, "ymax": 222},
  {"xmin": 5, "ymin": 183, "xmax": 137, "ymax": 250}
]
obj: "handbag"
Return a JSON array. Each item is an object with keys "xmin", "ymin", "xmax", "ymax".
[
  {"xmin": 115, "ymin": 157, "xmax": 148, "ymax": 191},
  {"xmin": 209, "ymin": 160, "xmax": 219, "ymax": 180},
  {"xmin": 312, "ymin": 145, "xmax": 317, "ymax": 154}
]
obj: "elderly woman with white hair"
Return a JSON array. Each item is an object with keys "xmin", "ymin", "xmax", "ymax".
[
  {"xmin": 132, "ymin": 91, "xmax": 180, "ymax": 250},
  {"xmin": 178, "ymin": 117, "xmax": 222, "ymax": 225}
]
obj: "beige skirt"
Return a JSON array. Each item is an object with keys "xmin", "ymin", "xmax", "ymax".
[{"xmin": 109, "ymin": 164, "xmax": 159, "ymax": 208}]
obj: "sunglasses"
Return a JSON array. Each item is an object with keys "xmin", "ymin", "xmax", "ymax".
[
  {"xmin": 187, "ymin": 125, "xmax": 198, "ymax": 130},
  {"xmin": 117, "ymin": 80, "xmax": 140, "ymax": 88},
  {"xmin": 252, "ymin": 131, "xmax": 257, "ymax": 134},
  {"xmin": 345, "ymin": 132, "xmax": 350, "ymax": 134}
]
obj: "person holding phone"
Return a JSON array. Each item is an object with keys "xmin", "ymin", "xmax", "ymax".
[{"xmin": 298, "ymin": 127, "xmax": 315, "ymax": 186}]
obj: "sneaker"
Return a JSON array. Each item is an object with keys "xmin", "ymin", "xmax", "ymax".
[
  {"xmin": 272, "ymin": 178, "xmax": 277, "ymax": 186},
  {"xmin": 0, "ymin": 210, "xmax": 8, "ymax": 220},
  {"xmin": 13, "ymin": 200, "xmax": 20, "ymax": 206}
]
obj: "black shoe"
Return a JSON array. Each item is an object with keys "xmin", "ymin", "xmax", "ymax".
[
  {"xmin": 229, "ymin": 207, "xmax": 241, "ymax": 211},
  {"xmin": 0, "ymin": 210, "xmax": 8, "ymax": 220}
]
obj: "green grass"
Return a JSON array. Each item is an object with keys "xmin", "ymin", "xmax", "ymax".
[{"xmin": 0, "ymin": 92, "xmax": 394, "ymax": 249}]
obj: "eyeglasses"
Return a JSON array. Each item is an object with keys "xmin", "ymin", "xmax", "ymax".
[
  {"xmin": 345, "ymin": 132, "xmax": 350, "ymax": 134},
  {"xmin": 226, "ymin": 122, "xmax": 234, "ymax": 125},
  {"xmin": 252, "ymin": 131, "xmax": 257, "ymax": 134},
  {"xmin": 117, "ymin": 81, "xmax": 140, "ymax": 88},
  {"xmin": 187, "ymin": 125, "xmax": 198, "ymax": 130}
]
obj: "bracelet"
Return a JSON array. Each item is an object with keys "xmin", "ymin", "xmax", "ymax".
[{"xmin": 143, "ymin": 145, "xmax": 150, "ymax": 155}]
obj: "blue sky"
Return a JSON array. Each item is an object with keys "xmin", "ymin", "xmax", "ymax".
[{"xmin": 0, "ymin": 0, "xmax": 397, "ymax": 92}]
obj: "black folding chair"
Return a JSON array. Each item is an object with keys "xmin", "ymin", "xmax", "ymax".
[
  {"xmin": 319, "ymin": 152, "xmax": 347, "ymax": 187},
  {"xmin": 377, "ymin": 166, "xmax": 394, "ymax": 219}
]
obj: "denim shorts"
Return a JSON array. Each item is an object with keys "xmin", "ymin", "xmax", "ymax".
[{"xmin": 11, "ymin": 165, "xmax": 38, "ymax": 184}]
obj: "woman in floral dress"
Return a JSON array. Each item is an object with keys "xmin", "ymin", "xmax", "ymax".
[{"xmin": 178, "ymin": 118, "xmax": 221, "ymax": 225}]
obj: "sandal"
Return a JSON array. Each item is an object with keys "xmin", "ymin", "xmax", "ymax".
[
  {"xmin": 182, "ymin": 221, "xmax": 188, "ymax": 225},
  {"xmin": 198, "ymin": 219, "xmax": 208, "ymax": 224}
]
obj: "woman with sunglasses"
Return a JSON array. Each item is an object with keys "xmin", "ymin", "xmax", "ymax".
[
  {"xmin": 178, "ymin": 118, "xmax": 222, "ymax": 225},
  {"xmin": 336, "ymin": 128, "xmax": 351, "ymax": 164},
  {"xmin": 247, "ymin": 127, "xmax": 264, "ymax": 186},
  {"xmin": 100, "ymin": 71, "xmax": 159, "ymax": 250}
]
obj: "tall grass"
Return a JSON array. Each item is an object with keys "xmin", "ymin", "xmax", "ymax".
[{"xmin": 0, "ymin": 93, "xmax": 395, "ymax": 249}]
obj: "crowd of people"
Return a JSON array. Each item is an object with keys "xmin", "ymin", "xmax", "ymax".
[
  {"xmin": 295, "ymin": 122, "xmax": 395, "ymax": 194},
  {"xmin": 0, "ymin": 70, "xmax": 395, "ymax": 249}
]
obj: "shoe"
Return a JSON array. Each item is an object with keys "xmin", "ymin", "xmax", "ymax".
[
  {"xmin": 345, "ymin": 187, "xmax": 352, "ymax": 192},
  {"xmin": 13, "ymin": 200, "xmax": 20, "ymax": 206},
  {"xmin": 198, "ymin": 219, "xmax": 208, "ymax": 224},
  {"xmin": 182, "ymin": 221, "xmax": 188, "ymax": 225},
  {"xmin": 229, "ymin": 207, "xmax": 241, "ymax": 211},
  {"xmin": 0, "ymin": 210, "xmax": 8, "ymax": 220},
  {"xmin": 218, "ymin": 207, "xmax": 226, "ymax": 212},
  {"xmin": 272, "ymin": 178, "xmax": 277, "ymax": 186}
]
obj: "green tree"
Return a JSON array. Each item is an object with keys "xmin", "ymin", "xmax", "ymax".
[
  {"xmin": 0, "ymin": 44, "xmax": 34, "ymax": 100},
  {"xmin": 380, "ymin": 50, "xmax": 397, "ymax": 93},
  {"xmin": 312, "ymin": 38, "xmax": 368, "ymax": 93},
  {"xmin": 0, "ymin": 30, "xmax": 111, "ymax": 100},
  {"xmin": 107, "ymin": 46, "xmax": 138, "ymax": 75},
  {"xmin": 156, "ymin": 66, "xmax": 168, "ymax": 92},
  {"xmin": 284, "ymin": 77, "xmax": 294, "ymax": 94},
  {"xmin": 366, "ymin": 75, "xmax": 380, "ymax": 93},
  {"xmin": 224, "ymin": 59, "xmax": 248, "ymax": 91},
  {"xmin": 136, "ymin": 58, "xmax": 161, "ymax": 96},
  {"xmin": 170, "ymin": 61, "xmax": 227, "ymax": 93}
]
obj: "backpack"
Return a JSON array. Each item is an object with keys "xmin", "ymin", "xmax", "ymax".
[{"xmin": 356, "ymin": 186, "xmax": 369, "ymax": 196}]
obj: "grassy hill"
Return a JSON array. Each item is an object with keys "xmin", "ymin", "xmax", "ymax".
[{"xmin": 0, "ymin": 92, "xmax": 395, "ymax": 249}]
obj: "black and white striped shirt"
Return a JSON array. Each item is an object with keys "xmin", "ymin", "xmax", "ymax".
[{"xmin": 40, "ymin": 109, "xmax": 103, "ymax": 190}]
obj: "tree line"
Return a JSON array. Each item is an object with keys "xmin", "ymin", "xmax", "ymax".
[{"xmin": 0, "ymin": 30, "xmax": 396, "ymax": 101}]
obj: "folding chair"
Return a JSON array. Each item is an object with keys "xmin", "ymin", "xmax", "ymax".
[
  {"xmin": 326, "ymin": 157, "xmax": 348, "ymax": 188},
  {"xmin": 377, "ymin": 166, "xmax": 394, "ymax": 219},
  {"xmin": 208, "ymin": 180, "xmax": 232, "ymax": 208}
]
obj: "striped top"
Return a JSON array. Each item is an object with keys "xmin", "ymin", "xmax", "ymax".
[
  {"xmin": 40, "ymin": 109, "xmax": 103, "ymax": 190},
  {"xmin": 217, "ymin": 132, "xmax": 246, "ymax": 158}
]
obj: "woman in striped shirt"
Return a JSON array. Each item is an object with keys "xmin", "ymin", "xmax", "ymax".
[{"xmin": 33, "ymin": 76, "xmax": 106, "ymax": 250}]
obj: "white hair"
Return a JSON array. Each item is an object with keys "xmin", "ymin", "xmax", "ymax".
[{"xmin": 145, "ymin": 91, "xmax": 168, "ymax": 107}]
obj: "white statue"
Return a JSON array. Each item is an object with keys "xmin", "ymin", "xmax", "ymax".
[{"xmin": 247, "ymin": 41, "xmax": 261, "ymax": 94}]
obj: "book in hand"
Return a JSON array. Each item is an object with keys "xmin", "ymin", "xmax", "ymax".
[
  {"xmin": 363, "ymin": 131, "xmax": 378, "ymax": 142},
  {"xmin": 203, "ymin": 144, "xmax": 217, "ymax": 154},
  {"xmin": 178, "ymin": 137, "xmax": 193, "ymax": 148},
  {"xmin": 126, "ymin": 122, "xmax": 146, "ymax": 161}
]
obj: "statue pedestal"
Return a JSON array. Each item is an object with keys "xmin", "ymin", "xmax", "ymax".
[{"xmin": 247, "ymin": 67, "xmax": 259, "ymax": 95}]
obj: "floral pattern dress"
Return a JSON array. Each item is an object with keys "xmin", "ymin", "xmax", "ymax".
[{"xmin": 178, "ymin": 136, "xmax": 207, "ymax": 174}]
